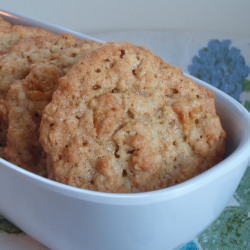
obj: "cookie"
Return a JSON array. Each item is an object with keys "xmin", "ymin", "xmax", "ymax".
[
  {"xmin": 0, "ymin": 33, "xmax": 101, "ymax": 99},
  {"xmin": 4, "ymin": 38, "xmax": 101, "ymax": 172},
  {"xmin": 4, "ymin": 64, "xmax": 61, "ymax": 174},
  {"xmin": 4, "ymin": 39, "xmax": 102, "ymax": 174},
  {"xmin": 0, "ymin": 33, "xmax": 101, "ymax": 162},
  {"xmin": 40, "ymin": 43, "xmax": 226, "ymax": 193},
  {"xmin": 0, "ymin": 16, "xmax": 53, "ymax": 54}
]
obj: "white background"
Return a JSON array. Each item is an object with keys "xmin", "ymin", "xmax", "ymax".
[{"xmin": 0, "ymin": 0, "xmax": 249, "ymax": 36}]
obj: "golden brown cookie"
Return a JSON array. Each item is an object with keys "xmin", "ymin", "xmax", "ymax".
[
  {"xmin": 40, "ymin": 43, "xmax": 226, "ymax": 193},
  {"xmin": 4, "ymin": 64, "xmax": 61, "ymax": 175},
  {"xmin": 0, "ymin": 33, "xmax": 101, "ymax": 156},
  {"xmin": 4, "ymin": 39, "xmax": 102, "ymax": 174},
  {"xmin": 0, "ymin": 16, "xmax": 53, "ymax": 54},
  {"xmin": 0, "ymin": 33, "xmax": 101, "ymax": 99},
  {"xmin": 0, "ymin": 17, "xmax": 55, "ymax": 155}
]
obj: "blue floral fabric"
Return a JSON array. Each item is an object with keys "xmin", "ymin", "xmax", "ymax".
[{"xmin": 188, "ymin": 39, "xmax": 250, "ymax": 101}]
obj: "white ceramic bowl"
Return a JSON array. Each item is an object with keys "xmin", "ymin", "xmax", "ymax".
[{"xmin": 0, "ymin": 9, "xmax": 250, "ymax": 250}]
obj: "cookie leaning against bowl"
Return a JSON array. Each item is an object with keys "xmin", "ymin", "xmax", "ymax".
[
  {"xmin": 0, "ymin": 18, "xmax": 54, "ymax": 152},
  {"xmin": 39, "ymin": 43, "xmax": 226, "ymax": 193},
  {"xmin": 0, "ymin": 34, "xmax": 101, "ymax": 155},
  {"xmin": 4, "ymin": 64, "xmax": 61, "ymax": 175},
  {"xmin": 4, "ymin": 41, "xmax": 102, "ymax": 175},
  {"xmin": 0, "ymin": 33, "xmax": 100, "ymax": 99},
  {"xmin": 0, "ymin": 16, "xmax": 53, "ymax": 54}
]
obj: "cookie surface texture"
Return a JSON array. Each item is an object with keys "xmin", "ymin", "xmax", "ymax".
[
  {"xmin": 0, "ymin": 34, "xmax": 100, "ymax": 98},
  {"xmin": 40, "ymin": 43, "xmax": 226, "ymax": 193},
  {"xmin": 4, "ymin": 64, "xmax": 61, "ymax": 175},
  {"xmin": 0, "ymin": 17, "xmax": 53, "ymax": 54},
  {"xmin": 4, "ymin": 39, "xmax": 102, "ymax": 173}
]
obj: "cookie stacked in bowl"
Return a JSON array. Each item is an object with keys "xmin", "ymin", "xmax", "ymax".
[{"xmin": 0, "ymin": 17, "xmax": 226, "ymax": 193}]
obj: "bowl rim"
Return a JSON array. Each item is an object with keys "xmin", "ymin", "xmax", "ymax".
[
  {"xmin": 0, "ymin": 8, "xmax": 103, "ymax": 43},
  {"xmin": 1, "ymin": 75, "xmax": 250, "ymax": 205}
]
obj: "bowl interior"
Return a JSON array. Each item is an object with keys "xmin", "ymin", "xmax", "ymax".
[
  {"xmin": 215, "ymin": 89, "xmax": 250, "ymax": 159},
  {"xmin": 187, "ymin": 75, "xmax": 250, "ymax": 161}
]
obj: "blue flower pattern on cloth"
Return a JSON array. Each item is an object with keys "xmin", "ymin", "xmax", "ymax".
[{"xmin": 188, "ymin": 40, "xmax": 250, "ymax": 101}]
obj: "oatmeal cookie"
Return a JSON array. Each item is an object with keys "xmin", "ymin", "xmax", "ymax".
[
  {"xmin": 40, "ymin": 43, "xmax": 226, "ymax": 193},
  {"xmin": 4, "ymin": 39, "xmax": 102, "ymax": 174},
  {"xmin": 4, "ymin": 64, "xmax": 61, "ymax": 175},
  {"xmin": 0, "ymin": 34, "xmax": 100, "ymax": 153},
  {"xmin": 0, "ymin": 33, "xmax": 101, "ymax": 99}
]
